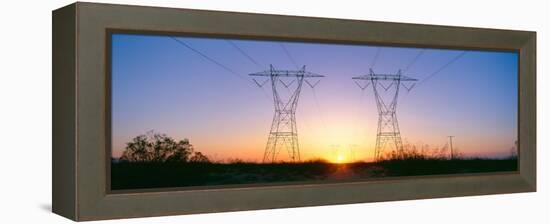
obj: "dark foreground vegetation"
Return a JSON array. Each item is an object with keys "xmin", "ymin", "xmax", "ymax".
[
  {"xmin": 112, "ymin": 131, "xmax": 517, "ymax": 190},
  {"xmin": 111, "ymin": 157, "xmax": 517, "ymax": 190}
]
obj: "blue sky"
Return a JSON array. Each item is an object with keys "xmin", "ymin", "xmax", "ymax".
[{"xmin": 111, "ymin": 33, "xmax": 518, "ymax": 162}]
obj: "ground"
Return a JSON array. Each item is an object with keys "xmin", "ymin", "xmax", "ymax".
[{"xmin": 111, "ymin": 158, "xmax": 517, "ymax": 190}]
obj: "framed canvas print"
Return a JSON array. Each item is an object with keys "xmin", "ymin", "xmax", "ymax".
[{"xmin": 52, "ymin": 2, "xmax": 536, "ymax": 221}]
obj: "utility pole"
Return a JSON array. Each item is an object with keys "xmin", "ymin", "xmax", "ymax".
[
  {"xmin": 448, "ymin": 136, "xmax": 454, "ymax": 160},
  {"xmin": 352, "ymin": 69, "xmax": 417, "ymax": 161},
  {"xmin": 250, "ymin": 65, "xmax": 324, "ymax": 163}
]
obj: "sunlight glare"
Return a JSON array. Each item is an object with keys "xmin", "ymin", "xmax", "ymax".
[{"xmin": 336, "ymin": 154, "xmax": 345, "ymax": 163}]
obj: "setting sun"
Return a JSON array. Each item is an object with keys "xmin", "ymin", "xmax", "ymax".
[{"xmin": 335, "ymin": 154, "xmax": 345, "ymax": 163}]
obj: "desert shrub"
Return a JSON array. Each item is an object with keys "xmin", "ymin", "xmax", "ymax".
[
  {"xmin": 380, "ymin": 142, "xmax": 462, "ymax": 161},
  {"xmin": 189, "ymin": 151, "xmax": 210, "ymax": 163},
  {"xmin": 119, "ymin": 131, "xmax": 209, "ymax": 163},
  {"xmin": 302, "ymin": 158, "xmax": 330, "ymax": 164}
]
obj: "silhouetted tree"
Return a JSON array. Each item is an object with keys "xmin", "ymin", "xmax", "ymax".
[
  {"xmin": 120, "ymin": 131, "xmax": 209, "ymax": 163},
  {"xmin": 189, "ymin": 151, "xmax": 210, "ymax": 163}
]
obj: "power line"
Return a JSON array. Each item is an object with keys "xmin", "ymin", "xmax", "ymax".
[
  {"xmin": 418, "ymin": 51, "xmax": 467, "ymax": 86},
  {"xmin": 403, "ymin": 49, "xmax": 425, "ymax": 72},
  {"xmin": 276, "ymin": 42, "xmax": 328, "ymax": 150},
  {"xmin": 279, "ymin": 43, "xmax": 299, "ymax": 69},
  {"xmin": 352, "ymin": 89, "xmax": 368, "ymax": 149},
  {"xmin": 352, "ymin": 72, "xmax": 418, "ymax": 161},
  {"xmin": 249, "ymin": 66, "xmax": 325, "ymax": 162},
  {"xmin": 311, "ymin": 88, "xmax": 327, "ymax": 129},
  {"xmin": 224, "ymin": 40, "xmax": 273, "ymax": 100},
  {"xmin": 171, "ymin": 37, "xmax": 271, "ymax": 101},
  {"xmin": 370, "ymin": 47, "xmax": 382, "ymax": 68},
  {"xmin": 170, "ymin": 37, "xmax": 247, "ymax": 81},
  {"xmin": 226, "ymin": 40, "xmax": 263, "ymax": 69},
  {"xmin": 351, "ymin": 47, "xmax": 383, "ymax": 151},
  {"xmin": 280, "ymin": 43, "xmax": 327, "ymax": 129}
]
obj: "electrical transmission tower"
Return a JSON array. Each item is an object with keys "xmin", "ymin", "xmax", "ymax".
[
  {"xmin": 448, "ymin": 135, "xmax": 455, "ymax": 160},
  {"xmin": 250, "ymin": 65, "xmax": 324, "ymax": 163},
  {"xmin": 353, "ymin": 69, "xmax": 417, "ymax": 161}
]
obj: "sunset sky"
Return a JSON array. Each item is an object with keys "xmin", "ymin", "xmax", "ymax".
[{"xmin": 111, "ymin": 33, "xmax": 518, "ymax": 162}]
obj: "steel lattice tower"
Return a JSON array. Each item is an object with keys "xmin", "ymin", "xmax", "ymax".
[
  {"xmin": 250, "ymin": 65, "xmax": 324, "ymax": 163},
  {"xmin": 353, "ymin": 69, "xmax": 417, "ymax": 161}
]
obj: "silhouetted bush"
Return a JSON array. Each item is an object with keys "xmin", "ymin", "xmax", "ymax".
[
  {"xmin": 120, "ymin": 131, "xmax": 209, "ymax": 163},
  {"xmin": 379, "ymin": 142, "xmax": 463, "ymax": 161},
  {"xmin": 189, "ymin": 151, "xmax": 210, "ymax": 163}
]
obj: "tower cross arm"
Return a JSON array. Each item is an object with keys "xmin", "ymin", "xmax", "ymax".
[
  {"xmin": 352, "ymin": 74, "xmax": 417, "ymax": 81},
  {"xmin": 249, "ymin": 70, "xmax": 324, "ymax": 78}
]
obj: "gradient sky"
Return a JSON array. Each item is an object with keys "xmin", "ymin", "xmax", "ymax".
[{"xmin": 111, "ymin": 33, "xmax": 518, "ymax": 162}]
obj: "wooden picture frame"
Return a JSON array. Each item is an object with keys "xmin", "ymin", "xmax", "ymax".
[{"xmin": 52, "ymin": 2, "xmax": 536, "ymax": 221}]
